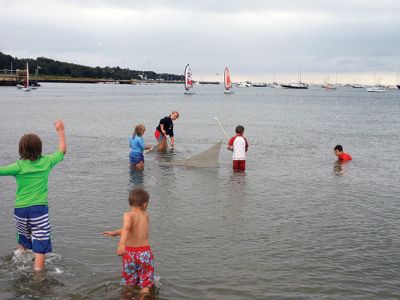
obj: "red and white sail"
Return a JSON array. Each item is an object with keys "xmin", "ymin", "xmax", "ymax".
[
  {"xmin": 184, "ymin": 64, "xmax": 193, "ymax": 91},
  {"xmin": 224, "ymin": 67, "xmax": 232, "ymax": 90}
]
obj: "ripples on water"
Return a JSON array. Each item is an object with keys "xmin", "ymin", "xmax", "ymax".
[{"xmin": 0, "ymin": 84, "xmax": 400, "ymax": 299}]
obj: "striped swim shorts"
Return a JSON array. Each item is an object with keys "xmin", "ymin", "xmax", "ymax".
[{"xmin": 14, "ymin": 205, "xmax": 52, "ymax": 254}]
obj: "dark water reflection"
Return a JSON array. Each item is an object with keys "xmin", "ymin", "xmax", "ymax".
[{"xmin": 1, "ymin": 83, "xmax": 400, "ymax": 299}]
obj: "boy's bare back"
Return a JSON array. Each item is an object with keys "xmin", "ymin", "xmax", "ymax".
[
  {"xmin": 124, "ymin": 208, "xmax": 150, "ymax": 247},
  {"xmin": 102, "ymin": 188, "xmax": 151, "ymax": 256}
]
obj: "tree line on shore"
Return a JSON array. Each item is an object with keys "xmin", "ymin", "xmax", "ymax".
[{"xmin": 0, "ymin": 52, "xmax": 183, "ymax": 81}]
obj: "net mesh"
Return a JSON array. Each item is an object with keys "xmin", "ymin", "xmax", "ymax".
[{"xmin": 169, "ymin": 141, "xmax": 223, "ymax": 167}]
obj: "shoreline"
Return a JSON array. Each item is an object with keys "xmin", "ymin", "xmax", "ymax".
[{"xmin": 0, "ymin": 75, "xmax": 220, "ymax": 86}]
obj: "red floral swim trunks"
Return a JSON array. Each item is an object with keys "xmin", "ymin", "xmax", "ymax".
[{"xmin": 122, "ymin": 246, "xmax": 154, "ymax": 288}]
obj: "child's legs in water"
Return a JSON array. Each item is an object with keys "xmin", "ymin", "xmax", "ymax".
[
  {"xmin": 138, "ymin": 287, "xmax": 150, "ymax": 299},
  {"xmin": 130, "ymin": 152, "xmax": 145, "ymax": 169},
  {"xmin": 34, "ymin": 253, "xmax": 45, "ymax": 271},
  {"xmin": 232, "ymin": 160, "xmax": 246, "ymax": 171},
  {"xmin": 135, "ymin": 161, "xmax": 144, "ymax": 169}
]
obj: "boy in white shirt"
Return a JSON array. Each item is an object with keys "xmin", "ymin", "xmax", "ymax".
[{"xmin": 227, "ymin": 125, "xmax": 249, "ymax": 171}]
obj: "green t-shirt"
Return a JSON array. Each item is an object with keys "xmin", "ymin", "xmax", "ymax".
[{"xmin": 0, "ymin": 150, "xmax": 64, "ymax": 208}]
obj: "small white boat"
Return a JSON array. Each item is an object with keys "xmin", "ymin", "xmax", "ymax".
[
  {"xmin": 321, "ymin": 76, "xmax": 336, "ymax": 90},
  {"xmin": 235, "ymin": 81, "xmax": 251, "ymax": 88},
  {"xmin": 367, "ymin": 86, "xmax": 386, "ymax": 92},
  {"xmin": 252, "ymin": 83, "xmax": 267, "ymax": 87},
  {"xmin": 224, "ymin": 67, "xmax": 233, "ymax": 94},
  {"xmin": 322, "ymin": 84, "xmax": 336, "ymax": 90},
  {"xmin": 184, "ymin": 64, "xmax": 195, "ymax": 94},
  {"xmin": 268, "ymin": 82, "xmax": 281, "ymax": 88},
  {"xmin": 352, "ymin": 84, "xmax": 364, "ymax": 88}
]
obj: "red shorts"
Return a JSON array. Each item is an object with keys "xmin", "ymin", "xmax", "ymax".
[
  {"xmin": 233, "ymin": 160, "xmax": 246, "ymax": 171},
  {"xmin": 122, "ymin": 246, "xmax": 154, "ymax": 288},
  {"xmin": 154, "ymin": 130, "xmax": 163, "ymax": 142}
]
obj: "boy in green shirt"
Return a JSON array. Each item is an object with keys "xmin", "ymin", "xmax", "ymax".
[{"xmin": 0, "ymin": 120, "xmax": 66, "ymax": 271}]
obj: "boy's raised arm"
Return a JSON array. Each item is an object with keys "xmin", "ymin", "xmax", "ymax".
[
  {"xmin": 54, "ymin": 120, "xmax": 66, "ymax": 154},
  {"xmin": 117, "ymin": 213, "xmax": 133, "ymax": 256}
]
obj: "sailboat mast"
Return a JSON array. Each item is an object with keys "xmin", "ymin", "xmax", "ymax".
[{"xmin": 26, "ymin": 62, "xmax": 29, "ymax": 88}]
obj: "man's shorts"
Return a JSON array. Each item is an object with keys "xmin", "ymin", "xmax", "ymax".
[
  {"xmin": 14, "ymin": 205, "xmax": 52, "ymax": 254},
  {"xmin": 129, "ymin": 152, "xmax": 144, "ymax": 165},
  {"xmin": 233, "ymin": 160, "xmax": 246, "ymax": 171},
  {"xmin": 122, "ymin": 246, "xmax": 154, "ymax": 288}
]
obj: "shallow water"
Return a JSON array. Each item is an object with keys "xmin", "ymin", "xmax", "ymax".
[{"xmin": 0, "ymin": 83, "xmax": 400, "ymax": 299}]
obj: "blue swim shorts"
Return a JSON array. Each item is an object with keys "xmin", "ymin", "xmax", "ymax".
[
  {"xmin": 14, "ymin": 205, "xmax": 52, "ymax": 254},
  {"xmin": 129, "ymin": 152, "xmax": 144, "ymax": 165}
]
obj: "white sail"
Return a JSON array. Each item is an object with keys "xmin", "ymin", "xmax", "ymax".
[{"xmin": 184, "ymin": 64, "xmax": 193, "ymax": 91}]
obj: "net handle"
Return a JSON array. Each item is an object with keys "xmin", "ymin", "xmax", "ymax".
[{"xmin": 214, "ymin": 117, "xmax": 229, "ymax": 141}]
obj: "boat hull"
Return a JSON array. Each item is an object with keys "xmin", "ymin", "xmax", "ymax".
[
  {"xmin": 281, "ymin": 84, "xmax": 308, "ymax": 89},
  {"xmin": 367, "ymin": 88, "xmax": 386, "ymax": 92}
]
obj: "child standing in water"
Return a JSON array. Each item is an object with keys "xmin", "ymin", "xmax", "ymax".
[
  {"xmin": 103, "ymin": 188, "xmax": 155, "ymax": 298},
  {"xmin": 334, "ymin": 145, "xmax": 352, "ymax": 161},
  {"xmin": 0, "ymin": 120, "xmax": 66, "ymax": 271},
  {"xmin": 129, "ymin": 124, "xmax": 152, "ymax": 169},
  {"xmin": 227, "ymin": 125, "xmax": 249, "ymax": 172}
]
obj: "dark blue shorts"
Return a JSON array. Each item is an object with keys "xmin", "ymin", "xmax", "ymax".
[
  {"xmin": 129, "ymin": 152, "xmax": 144, "ymax": 165},
  {"xmin": 14, "ymin": 205, "xmax": 52, "ymax": 254}
]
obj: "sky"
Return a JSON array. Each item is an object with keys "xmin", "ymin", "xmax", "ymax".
[{"xmin": 1, "ymin": 0, "xmax": 400, "ymax": 84}]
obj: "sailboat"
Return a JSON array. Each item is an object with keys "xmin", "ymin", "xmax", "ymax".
[
  {"xmin": 21, "ymin": 62, "xmax": 31, "ymax": 91},
  {"xmin": 396, "ymin": 71, "xmax": 400, "ymax": 89},
  {"xmin": 184, "ymin": 64, "xmax": 195, "ymax": 94},
  {"xmin": 367, "ymin": 86, "xmax": 386, "ymax": 92},
  {"xmin": 367, "ymin": 76, "xmax": 386, "ymax": 92},
  {"xmin": 321, "ymin": 76, "xmax": 336, "ymax": 90},
  {"xmin": 281, "ymin": 67, "xmax": 308, "ymax": 89},
  {"xmin": 224, "ymin": 67, "xmax": 233, "ymax": 94}
]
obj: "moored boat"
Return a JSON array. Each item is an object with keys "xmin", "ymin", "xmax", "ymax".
[
  {"xmin": 352, "ymin": 84, "xmax": 364, "ymax": 88},
  {"xmin": 367, "ymin": 86, "xmax": 386, "ymax": 92},
  {"xmin": 281, "ymin": 82, "xmax": 308, "ymax": 89},
  {"xmin": 322, "ymin": 84, "xmax": 336, "ymax": 90},
  {"xmin": 281, "ymin": 68, "xmax": 308, "ymax": 89}
]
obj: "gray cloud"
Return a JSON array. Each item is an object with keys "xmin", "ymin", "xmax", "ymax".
[{"xmin": 1, "ymin": 0, "xmax": 399, "ymax": 83}]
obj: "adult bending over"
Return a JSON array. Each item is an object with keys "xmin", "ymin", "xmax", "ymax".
[{"xmin": 154, "ymin": 111, "xmax": 179, "ymax": 151}]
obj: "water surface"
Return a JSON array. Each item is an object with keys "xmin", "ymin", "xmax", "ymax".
[{"xmin": 0, "ymin": 83, "xmax": 399, "ymax": 299}]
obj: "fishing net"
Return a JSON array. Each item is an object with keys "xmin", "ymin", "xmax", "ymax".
[{"xmin": 169, "ymin": 141, "xmax": 223, "ymax": 167}]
